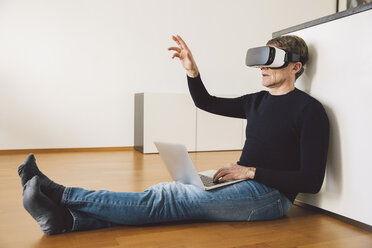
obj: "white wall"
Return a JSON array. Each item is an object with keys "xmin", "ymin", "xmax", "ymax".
[
  {"xmin": 0, "ymin": 0, "xmax": 336, "ymax": 149},
  {"xmin": 290, "ymin": 8, "xmax": 372, "ymax": 226}
]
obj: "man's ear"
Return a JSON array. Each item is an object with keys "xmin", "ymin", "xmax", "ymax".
[{"xmin": 292, "ymin": 62, "xmax": 302, "ymax": 75}]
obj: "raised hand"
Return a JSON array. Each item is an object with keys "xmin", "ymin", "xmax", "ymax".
[{"xmin": 168, "ymin": 35, "xmax": 199, "ymax": 77}]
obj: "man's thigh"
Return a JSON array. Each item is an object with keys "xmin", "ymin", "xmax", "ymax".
[{"xmin": 166, "ymin": 180, "xmax": 292, "ymax": 221}]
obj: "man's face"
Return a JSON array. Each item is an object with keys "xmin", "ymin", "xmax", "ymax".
[
  {"xmin": 259, "ymin": 45, "xmax": 298, "ymax": 89},
  {"xmin": 260, "ymin": 64, "xmax": 292, "ymax": 89}
]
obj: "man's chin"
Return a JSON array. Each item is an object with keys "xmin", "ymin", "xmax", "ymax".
[{"xmin": 262, "ymin": 81, "xmax": 276, "ymax": 88}]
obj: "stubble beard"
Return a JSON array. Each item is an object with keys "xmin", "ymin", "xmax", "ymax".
[
  {"xmin": 262, "ymin": 74, "xmax": 286, "ymax": 89},
  {"xmin": 263, "ymin": 80, "xmax": 282, "ymax": 89}
]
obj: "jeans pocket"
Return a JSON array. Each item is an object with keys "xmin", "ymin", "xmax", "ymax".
[{"xmin": 248, "ymin": 199, "xmax": 283, "ymax": 221}]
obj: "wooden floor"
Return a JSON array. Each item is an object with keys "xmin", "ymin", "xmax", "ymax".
[{"xmin": 0, "ymin": 150, "xmax": 371, "ymax": 248}]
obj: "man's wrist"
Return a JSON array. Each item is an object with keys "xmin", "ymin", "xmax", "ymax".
[
  {"xmin": 247, "ymin": 167, "xmax": 256, "ymax": 179},
  {"xmin": 187, "ymin": 69, "xmax": 199, "ymax": 78}
]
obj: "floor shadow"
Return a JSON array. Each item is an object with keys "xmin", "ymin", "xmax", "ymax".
[
  {"xmin": 323, "ymin": 105, "xmax": 343, "ymax": 197},
  {"xmin": 296, "ymin": 43, "xmax": 317, "ymax": 94},
  {"xmin": 295, "ymin": 43, "xmax": 343, "ymax": 205}
]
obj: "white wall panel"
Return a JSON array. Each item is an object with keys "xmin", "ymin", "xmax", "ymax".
[
  {"xmin": 286, "ymin": 7, "xmax": 372, "ymax": 226},
  {"xmin": 0, "ymin": 0, "xmax": 336, "ymax": 149}
]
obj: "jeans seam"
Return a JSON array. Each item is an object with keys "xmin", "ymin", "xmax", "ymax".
[
  {"xmin": 253, "ymin": 189, "xmax": 279, "ymax": 200},
  {"xmin": 283, "ymin": 196, "xmax": 293, "ymax": 215},
  {"xmin": 247, "ymin": 197, "xmax": 282, "ymax": 221},
  {"xmin": 61, "ymin": 188, "xmax": 79, "ymax": 231},
  {"xmin": 69, "ymin": 209, "xmax": 79, "ymax": 231},
  {"xmin": 61, "ymin": 187, "xmax": 71, "ymax": 205},
  {"xmin": 68, "ymin": 199, "xmax": 152, "ymax": 208},
  {"xmin": 278, "ymin": 198, "xmax": 283, "ymax": 216},
  {"xmin": 63, "ymin": 191, "xmax": 150, "ymax": 207}
]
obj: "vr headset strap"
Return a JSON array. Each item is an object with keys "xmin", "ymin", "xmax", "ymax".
[{"xmin": 285, "ymin": 52, "xmax": 302, "ymax": 63}]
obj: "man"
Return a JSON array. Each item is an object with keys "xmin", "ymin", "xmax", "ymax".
[{"xmin": 18, "ymin": 34, "xmax": 329, "ymax": 235}]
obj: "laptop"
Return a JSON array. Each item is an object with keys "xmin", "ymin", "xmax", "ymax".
[{"xmin": 154, "ymin": 141, "xmax": 244, "ymax": 190}]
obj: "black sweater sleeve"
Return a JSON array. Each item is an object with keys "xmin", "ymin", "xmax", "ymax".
[
  {"xmin": 253, "ymin": 102, "xmax": 330, "ymax": 193},
  {"xmin": 187, "ymin": 74, "xmax": 248, "ymax": 119}
]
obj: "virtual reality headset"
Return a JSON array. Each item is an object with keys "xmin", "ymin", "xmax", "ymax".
[{"xmin": 246, "ymin": 46, "xmax": 302, "ymax": 69}]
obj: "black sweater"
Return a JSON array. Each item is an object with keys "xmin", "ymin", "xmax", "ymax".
[{"xmin": 188, "ymin": 74, "xmax": 330, "ymax": 202}]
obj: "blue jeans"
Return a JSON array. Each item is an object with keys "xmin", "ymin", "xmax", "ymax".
[{"xmin": 61, "ymin": 180, "xmax": 292, "ymax": 232}]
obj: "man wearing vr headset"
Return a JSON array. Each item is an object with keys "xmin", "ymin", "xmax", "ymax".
[
  {"xmin": 18, "ymin": 34, "xmax": 329, "ymax": 235},
  {"xmin": 169, "ymin": 34, "xmax": 329, "ymax": 216}
]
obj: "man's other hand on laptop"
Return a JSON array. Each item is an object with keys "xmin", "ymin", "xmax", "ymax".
[{"xmin": 213, "ymin": 163, "xmax": 256, "ymax": 183}]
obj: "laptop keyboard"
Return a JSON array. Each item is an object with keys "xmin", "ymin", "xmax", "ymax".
[{"xmin": 199, "ymin": 174, "xmax": 219, "ymax": 187}]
